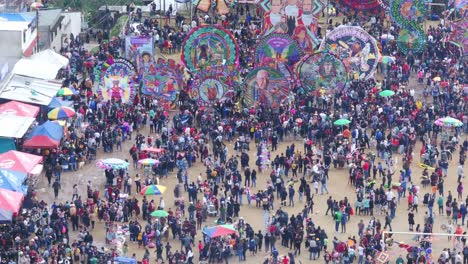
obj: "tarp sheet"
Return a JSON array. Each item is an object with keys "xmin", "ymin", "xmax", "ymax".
[
  {"xmin": 48, "ymin": 97, "xmax": 72, "ymax": 108},
  {"xmin": 0, "ymin": 74, "xmax": 62, "ymax": 106},
  {"xmin": 0, "ymin": 100, "xmax": 39, "ymax": 117},
  {"xmin": 0, "ymin": 138, "xmax": 16, "ymax": 154},
  {"xmin": 0, "ymin": 150, "xmax": 42, "ymax": 173},
  {"xmin": 0, "ymin": 114, "xmax": 35, "ymax": 138},
  {"xmin": 0, "ymin": 169, "xmax": 27, "ymax": 193},
  {"xmin": 12, "ymin": 49, "xmax": 68, "ymax": 80}
]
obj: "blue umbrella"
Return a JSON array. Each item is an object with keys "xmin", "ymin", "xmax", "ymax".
[
  {"xmin": 48, "ymin": 97, "xmax": 72, "ymax": 109},
  {"xmin": 114, "ymin": 257, "xmax": 137, "ymax": 264}
]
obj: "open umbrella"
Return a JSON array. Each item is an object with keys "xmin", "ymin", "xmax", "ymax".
[
  {"xmin": 142, "ymin": 147, "xmax": 165, "ymax": 154},
  {"xmin": 379, "ymin": 90, "xmax": 395, "ymax": 97},
  {"xmin": 138, "ymin": 158, "xmax": 159, "ymax": 166},
  {"xmin": 380, "ymin": 56, "xmax": 395, "ymax": 64},
  {"xmin": 433, "ymin": 76, "xmax": 441, "ymax": 82},
  {"xmin": 434, "ymin": 117, "xmax": 463, "ymax": 128},
  {"xmin": 140, "ymin": 185, "xmax": 167, "ymax": 195},
  {"xmin": 30, "ymin": 2, "xmax": 43, "ymax": 9},
  {"xmin": 203, "ymin": 225, "xmax": 237, "ymax": 238},
  {"xmin": 96, "ymin": 158, "xmax": 129, "ymax": 169},
  {"xmin": 48, "ymin": 106, "xmax": 76, "ymax": 120},
  {"xmin": 333, "ymin": 119, "xmax": 351, "ymax": 126},
  {"xmin": 56, "ymin": 87, "xmax": 78, "ymax": 97},
  {"xmin": 150, "ymin": 210, "xmax": 169, "ymax": 218}
]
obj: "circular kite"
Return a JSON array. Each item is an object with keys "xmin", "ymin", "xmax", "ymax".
[
  {"xmin": 181, "ymin": 25, "xmax": 239, "ymax": 71},
  {"xmin": 191, "ymin": 65, "xmax": 239, "ymax": 106},
  {"xmin": 319, "ymin": 26, "xmax": 380, "ymax": 80},
  {"xmin": 97, "ymin": 58, "xmax": 137, "ymax": 104},
  {"xmin": 142, "ymin": 58, "xmax": 184, "ymax": 102},
  {"xmin": 450, "ymin": 19, "xmax": 468, "ymax": 55},
  {"xmin": 334, "ymin": 0, "xmax": 382, "ymax": 16},
  {"xmin": 243, "ymin": 67, "xmax": 289, "ymax": 111},
  {"xmin": 295, "ymin": 52, "xmax": 348, "ymax": 93},
  {"xmin": 255, "ymin": 33, "xmax": 304, "ymax": 69},
  {"xmin": 390, "ymin": 0, "xmax": 427, "ymax": 54}
]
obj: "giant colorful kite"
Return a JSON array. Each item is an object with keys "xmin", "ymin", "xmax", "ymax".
[
  {"xmin": 261, "ymin": 0, "xmax": 324, "ymax": 51},
  {"xmin": 243, "ymin": 67, "xmax": 290, "ymax": 111},
  {"xmin": 142, "ymin": 58, "xmax": 184, "ymax": 102},
  {"xmin": 97, "ymin": 58, "xmax": 137, "ymax": 104},
  {"xmin": 181, "ymin": 25, "xmax": 239, "ymax": 71},
  {"xmin": 191, "ymin": 65, "xmax": 240, "ymax": 105},
  {"xmin": 193, "ymin": 0, "xmax": 236, "ymax": 14},
  {"xmin": 390, "ymin": 0, "xmax": 427, "ymax": 54},
  {"xmin": 295, "ymin": 52, "xmax": 348, "ymax": 94},
  {"xmin": 255, "ymin": 33, "xmax": 304, "ymax": 69},
  {"xmin": 319, "ymin": 26, "xmax": 380, "ymax": 80},
  {"xmin": 450, "ymin": 19, "xmax": 468, "ymax": 55}
]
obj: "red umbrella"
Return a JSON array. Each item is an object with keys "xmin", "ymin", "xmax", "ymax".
[
  {"xmin": 0, "ymin": 188, "xmax": 24, "ymax": 212},
  {"xmin": 0, "ymin": 151, "xmax": 42, "ymax": 174}
]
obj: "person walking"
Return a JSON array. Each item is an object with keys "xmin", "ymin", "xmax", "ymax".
[{"xmin": 52, "ymin": 180, "xmax": 61, "ymax": 199}]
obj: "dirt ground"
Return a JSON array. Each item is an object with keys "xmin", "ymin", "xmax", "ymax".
[{"xmin": 35, "ymin": 46, "xmax": 466, "ymax": 264}]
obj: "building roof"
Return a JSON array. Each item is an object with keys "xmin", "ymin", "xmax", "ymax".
[
  {"xmin": 0, "ymin": 12, "xmax": 36, "ymax": 31},
  {"xmin": 0, "ymin": 74, "xmax": 62, "ymax": 106},
  {"xmin": 38, "ymin": 9, "xmax": 62, "ymax": 28}
]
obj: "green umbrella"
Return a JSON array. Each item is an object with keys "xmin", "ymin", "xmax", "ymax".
[
  {"xmin": 333, "ymin": 119, "xmax": 351, "ymax": 126},
  {"xmin": 150, "ymin": 210, "xmax": 169, "ymax": 218},
  {"xmin": 379, "ymin": 90, "xmax": 395, "ymax": 97}
]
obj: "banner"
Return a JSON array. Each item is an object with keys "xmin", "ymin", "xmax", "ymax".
[{"xmin": 125, "ymin": 36, "xmax": 154, "ymax": 72}]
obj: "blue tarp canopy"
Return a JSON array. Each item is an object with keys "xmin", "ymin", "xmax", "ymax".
[
  {"xmin": 0, "ymin": 169, "xmax": 27, "ymax": 193},
  {"xmin": 48, "ymin": 97, "xmax": 72, "ymax": 108},
  {"xmin": 28, "ymin": 120, "xmax": 63, "ymax": 141},
  {"xmin": 0, "ymin": 138, "xmax": 15, "ymax": 154},
  {"xmin": 114, "ymin": 257, "xmax": 137, "ymax": 264},
  {"xmin": 0, "ymin": 209, "xmax": 13, "ymax": 224}
]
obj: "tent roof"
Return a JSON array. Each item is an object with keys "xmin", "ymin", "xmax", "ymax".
[
  {"xmin": 0, "ymin": 169, "xmax": 27, "ymax": 193},
  {"xmin": 0, "ymin": 187, "xmax": 24, "ymax": 212},
  {"xmin": 0, "ymin": 209, "xmax": 13, "ymax": 224},
  {"xmin": 0, "ymin": 138, "xmax": 16, "ymax": 154},
  {"xmin": 0, "ymin": 101, "xmax": 39, "ymax": 117},
  {"xmin": 0, "ymin": 114, "xmax": 35, "ymax": 138},
  {"xmin": 0, "ymin": 151, "xmax": 42, "ymax": 173},
  {"xmin": 48, "ymin": 97, "xmax": 72, "ymax": 108},
  {"xmin": 23, "ymin": 135, "xmax": 60, "ymax": 149},
  {"xmin": 0, "ymin": 74, "xmax": 62, "ymax": 106},
  {"xmin": 29, "ymin": 49, "xmax": 69, "ymax": 69},
  {"xmin": 28, "ymin": 120, "xmax": 63, "ymax": 141}
]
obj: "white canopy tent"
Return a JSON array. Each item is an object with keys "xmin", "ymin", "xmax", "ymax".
[
  {"xmin": 12, "ymin": 49, "xmax": 68, "ymax": 80},
  {"xmin": 0, "ymin": 114, "xmax": 35, "ymax": 138}
]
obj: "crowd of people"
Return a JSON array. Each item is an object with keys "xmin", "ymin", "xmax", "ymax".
[{"xmin": 0, "ymin": 1, "xmax": 467, "ymax": 264}]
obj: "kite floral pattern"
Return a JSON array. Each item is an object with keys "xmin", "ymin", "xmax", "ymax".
[
  {"xmin": 181, "ymin": 25, "xmax": 239, "ymax": 71},
  {"xmin": 390, "ymin": 0, "xmax": 427, "ymax": 54},
  {"xmin": 142, "ymin": 58, "xmax": 184, "ymax": 102},
  {"xmin": 295, "ymin": 52, "xmax": 348, "ymax": 93},
  {"xmin": 97, "ymin": 58, "xmax": 138, "ymax": 104},
  {"xmin": 191, "ymin": 65, "xmax": 240, "ymax": 106},
  {"xmin": 319, "ymin": 26, "xmax": 380, "ymax": 80}
]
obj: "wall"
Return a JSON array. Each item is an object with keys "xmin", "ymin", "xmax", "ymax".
[
  {"xmin": 0, "ymin": 31, "xmax": 22, "ymax": 57},
  {"xmin": 62, "ymin": 12, "xmax": 82, "ymax": 38}
]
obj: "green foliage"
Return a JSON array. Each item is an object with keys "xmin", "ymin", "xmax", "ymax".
[
  {"xmin": 48, "ymin": 0, "xmax": 142, "ymax": 25},
  {"xmin": 110, "ymin": 15, "xmax": 129, "ymax": 38}
]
